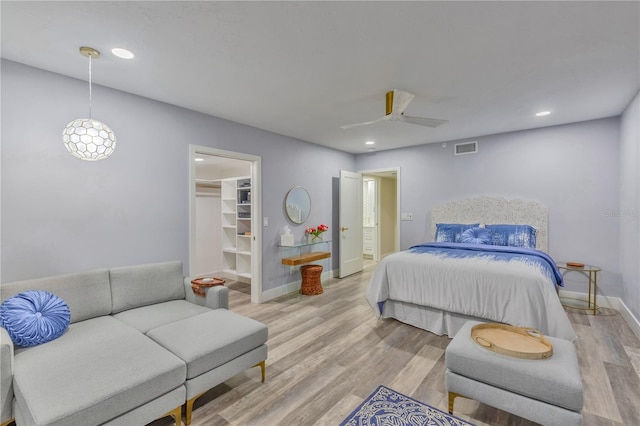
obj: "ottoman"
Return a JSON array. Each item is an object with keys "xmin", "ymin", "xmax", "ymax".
[
  {"xmin": 445, "ymin": 321, "xmax": 583, "ymax": 426},
  {"xmin": 146, "ymin": 309, "xmax": 268, "ymax": 425}
]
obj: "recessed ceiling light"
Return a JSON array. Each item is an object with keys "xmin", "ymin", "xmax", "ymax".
[
  {"xmin": 195, "ymin": 157, "xmax": 204, "ymax": 162},
  {"xmin": 112, "ymin": 48, "xmax": 134, "ymax": 59},
  {"xmin": 535, "ymin": 111, "xmax": 551, "ymax": 117},
  {"xmin": 365, "ymin": 140, "xmax": 375, "ymax": 145}
]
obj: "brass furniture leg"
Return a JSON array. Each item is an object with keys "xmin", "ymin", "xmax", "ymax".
[
  {"xmin": 253, "ymin": 360, "xmax": 266, "ymax": 382},
  {"xmin": 448, "ymin": 391, "xmax": 463, "ymax": 414},
  {"xmin": 1, "ymin": 418, "xmax": 15, "ymax": 426},
  {"xmin": 185, "ymin": 392, "xmax": 205, "ymax": 426},
  {"xmin": 591, "ymin": 268, "xmax": 598, "ymax": 315},
  {"xmin": 184, "ymin": 361, "xmax": 266, "ymax": 425},
  {"xmin": 159, "ymin": 406, "xmax": 183, "ymax": 425}
]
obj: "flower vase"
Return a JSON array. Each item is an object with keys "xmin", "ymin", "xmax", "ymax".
[{"xmin": 309, "ymin": 234, "xmax": 322, "ymax": 244}]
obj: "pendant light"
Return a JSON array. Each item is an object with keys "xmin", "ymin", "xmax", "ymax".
[{"xmin": 62, "ymin": 47, "xmax": 116, "ymax": 161}]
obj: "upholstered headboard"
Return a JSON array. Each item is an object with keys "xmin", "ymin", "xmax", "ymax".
[{"xmin": 431, "ymin": 196, "xmax": 548, "ymax": 252}]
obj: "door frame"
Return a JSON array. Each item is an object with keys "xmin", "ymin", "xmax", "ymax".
[
  {"xmin": 188, "ymin": 145, "xmax": 263, "ymax": 303},
  {"xmin": 360, "ymin": 167, "xmax": 401, "ymax": 256}
]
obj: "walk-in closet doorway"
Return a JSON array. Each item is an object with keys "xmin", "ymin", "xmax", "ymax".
[{"xmin": 188, "ymin": 145, "xmax": 262, "ymax": 303}]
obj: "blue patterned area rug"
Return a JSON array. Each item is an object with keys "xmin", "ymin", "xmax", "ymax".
[{"xmin": 340, "ymin": 385, "xmax": 475, "ymax": 426}]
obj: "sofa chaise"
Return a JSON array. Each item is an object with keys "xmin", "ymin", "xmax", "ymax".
[{"xmin": 0, "ymin": 261, "xmax": 268, "ymax": 426}]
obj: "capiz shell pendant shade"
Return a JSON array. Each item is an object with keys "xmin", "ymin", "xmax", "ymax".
[
  {"xmin": 64, "ymin": 46, "xmax": 116, "ymax": 161},
  {"xmin": 63, "ymin": 119, "xmax": 116, "ymax": 161}
]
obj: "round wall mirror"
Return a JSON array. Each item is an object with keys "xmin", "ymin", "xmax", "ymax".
[{"xmin": 285, "ymin": 186, "xmax": 311, "ymax": 224}]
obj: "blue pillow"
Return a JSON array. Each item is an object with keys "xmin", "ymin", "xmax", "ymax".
[
  {"xmin": 435, "ymin": 223, "xmax": 479, "ymax": 243},
  {"xmin": 0, "ymin": 290, "xmax": 71, "ymax": 347},
  {"xmin": 461, "ymin": 227, "xmax": 493, "ymax": 245},
  {"xmin": 485, "ymin": 224, "xmax": 537, "ymax": 249}
]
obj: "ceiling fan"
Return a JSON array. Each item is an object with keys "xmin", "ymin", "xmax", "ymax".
[{"xmin": 340, "ymin": 90, "xmax": 447, "ymax": 130}]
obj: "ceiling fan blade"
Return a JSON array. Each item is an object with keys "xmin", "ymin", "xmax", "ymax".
[
  {"xmin": 340, "ymin": 115, "xmax": 390, "ymax": 130},
  {"xmin": 342, "ymin": 90, "xmax": 447, "ymax": 130},
  {"xmin": 390, "ymin": 90, "xmax": 415, "ymax": 115},
  {"xmin": 395, "ymin": 115, "xmax": 448, "ymax": 128}
]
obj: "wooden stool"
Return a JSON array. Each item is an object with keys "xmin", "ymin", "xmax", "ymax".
[{"xmin": 300, "ymin": 264, "xmax": 323, "ymax": 295}]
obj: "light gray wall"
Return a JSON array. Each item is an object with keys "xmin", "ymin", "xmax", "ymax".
[
  {"xmin": 355, "ymin": 118, "xmax": 623, "ymax": 298},
  {"xmin": 3, "ymin": 59, "xmax": 634, "ymax": 307},
  {"xmin": 619, "ymin": 91, "xmax": 640, "ymax": 319},
  {"xmin": 1, "ymin": 59, "xmax": 355, "ymax": 292}
]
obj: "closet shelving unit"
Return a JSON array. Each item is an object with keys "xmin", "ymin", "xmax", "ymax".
[{"xmin": 221, "ymin": 177, "xmax": 252, "ymax": 282}]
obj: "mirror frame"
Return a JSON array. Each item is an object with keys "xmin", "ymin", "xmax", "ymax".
[{"xmin": 284, "ymin": 186, "xmax": 311, "ymax": 224}]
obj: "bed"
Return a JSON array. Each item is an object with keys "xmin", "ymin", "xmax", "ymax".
[{"xmin": 365, "ymin": 196, "xmax": 577, "ymax": 342}]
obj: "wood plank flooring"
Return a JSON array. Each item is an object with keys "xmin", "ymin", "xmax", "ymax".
[{"xmin": 153, "ymin": 262, "xmax": 640, "ymax": 426}]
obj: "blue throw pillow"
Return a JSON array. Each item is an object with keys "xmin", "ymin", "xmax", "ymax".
[
  {"xmin": 0, "ymin": 290, "xmax": 71, "ymax": 347},
  {"xmin": 460, "ymin": 227, "xmax": 493, "ymax": 245},
  {"xmin": 485, "ymin": 224, "xmax": 537, "ymax": 248},
  {"xmin": 435, "ymin": 223, "xmax": 479, "ymax": 243}
]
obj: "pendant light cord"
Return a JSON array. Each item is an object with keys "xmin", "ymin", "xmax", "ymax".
[{"xmin": 88, "ymin": 54, "xmax": 93, "ymax": 119}]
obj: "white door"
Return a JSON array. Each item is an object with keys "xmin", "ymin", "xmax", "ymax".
[{"xmin": 339, "ymin": 170, "xmax": 363, "ymax": 277}]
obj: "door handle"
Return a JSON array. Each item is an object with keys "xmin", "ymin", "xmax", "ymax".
[{"xmin": 340, "ymin": 227, "xmax": 349, "ymax": 232}]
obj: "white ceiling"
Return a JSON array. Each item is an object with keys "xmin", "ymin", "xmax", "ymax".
[{"xmin": 2, "ymin": 1, "xmax": 638, "ymax": 154}]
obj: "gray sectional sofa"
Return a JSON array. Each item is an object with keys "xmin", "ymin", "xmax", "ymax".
[{"xmin": 0, "ymin": 261, "xmax": 268, "ymax": 426}]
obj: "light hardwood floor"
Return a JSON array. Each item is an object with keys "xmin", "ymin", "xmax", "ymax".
[{"xmin": 154, "ymin": 262, "xmax": 640, "ymax": 426}]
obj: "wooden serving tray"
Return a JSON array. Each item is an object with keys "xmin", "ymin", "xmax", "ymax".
[
  {"xmin": 190, "ymin": 277, "xmax": 225, "ymax": 297},
  {"xmin": 471, "ymin": 323, "xmax": 553, "ymax": 360}
]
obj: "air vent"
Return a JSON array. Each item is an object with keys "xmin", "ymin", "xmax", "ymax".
[{"xmin": 454, "ymin": 141, "xmax": 478, "ymax": 156}]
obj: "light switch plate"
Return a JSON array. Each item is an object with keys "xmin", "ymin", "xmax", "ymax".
[{"xmin": 401, "ymin": 213, "xmax": 414, "ymax": 221}]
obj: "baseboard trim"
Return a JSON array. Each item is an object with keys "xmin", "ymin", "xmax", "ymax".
[
  {"xmin": 261, "ymin": 279, "xmax": 302, "ymax": 302},
  {"xmin": 558, "ymin": 290, "xmax": 640, "ymax": 340},
  {"xmin": 616, "ymin": 298, "xmax": 640, "ymax": 341}
]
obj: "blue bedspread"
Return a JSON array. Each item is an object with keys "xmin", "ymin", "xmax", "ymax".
[{"xmin": 409, "ymin": 242, "xmax": 564, "ymax": 287}]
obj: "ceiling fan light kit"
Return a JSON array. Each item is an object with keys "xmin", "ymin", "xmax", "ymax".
[
  {"xmin": 340, "ymin": 90, "xmax": 448, "ymax": 130},
  {"xmin": 62, "ymin": 46, "xmax": 117, "ymax": 161}
]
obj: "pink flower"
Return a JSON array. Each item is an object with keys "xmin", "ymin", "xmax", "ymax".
[{"xmin": 306, "ymin": 224, "xmax": 328, "ymax": 238}]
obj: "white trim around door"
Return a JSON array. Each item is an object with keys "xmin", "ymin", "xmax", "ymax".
[{"xmin": 188, "ymin": 145, "xmax": 263, "ymax": 303}]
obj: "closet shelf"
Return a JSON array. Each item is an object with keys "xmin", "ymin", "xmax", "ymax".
[{"xmin": 195, "ymin": 179, "xmax": 221, "ymax": 188}]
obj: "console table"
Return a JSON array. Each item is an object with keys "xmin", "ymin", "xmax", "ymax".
[{"xmin": 279, "ymin": 240, "xmax": 331, "ymax": 295}]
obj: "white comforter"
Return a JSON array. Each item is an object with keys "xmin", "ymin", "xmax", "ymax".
[{"xmin": 366, "ymin": 250, "xmax": 577, "ymax": 341}]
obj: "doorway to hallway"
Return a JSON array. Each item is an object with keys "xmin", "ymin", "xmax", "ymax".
[{"xmin": 361, "ymin": 167, "xmax": 400, "ymax": 263}]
